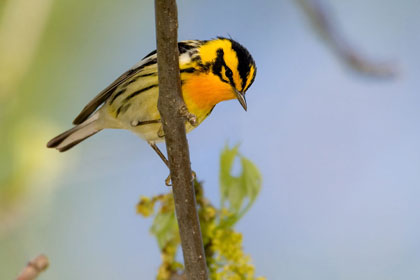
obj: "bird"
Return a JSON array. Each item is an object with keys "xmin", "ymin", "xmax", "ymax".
[{"xmin": 47, "ymin": 37, "xmax": 257, "ymax": 172}]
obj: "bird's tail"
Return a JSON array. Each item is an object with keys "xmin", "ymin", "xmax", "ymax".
[{"xmin": 47, "ymin": 113, "xmax": 102, "ymax": 152}]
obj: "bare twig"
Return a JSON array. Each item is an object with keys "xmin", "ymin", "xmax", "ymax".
[
  {"xmin": 154, "ymin": 0, "xmax": 208, "ymax": 279},
  {"xmin": 16, "ymin": 254, "xmax": 49, "ymax": 280},
  {"xmin": 296, "ymin": 0, "xmax": 397, "ymax": 78}
]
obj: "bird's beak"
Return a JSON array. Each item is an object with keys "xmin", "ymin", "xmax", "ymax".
[{"xmin": 234, "ymin": 89, "xmax": 247, "ymax": 111}]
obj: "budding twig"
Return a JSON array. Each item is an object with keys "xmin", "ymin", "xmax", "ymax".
[{"xmin": 16, "ymin": 254, "xmax": 49, "ymax": 280}]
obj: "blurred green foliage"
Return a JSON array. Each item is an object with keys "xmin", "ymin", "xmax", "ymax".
[
  {"xmin": 0, "ymin": 0, "xmax": 63, "ymax": 234},
  {"xmin": 138, "ymin": 145, "xmax": 264, "ymax": 280},
  {"xmin": 0, "ymin": 0, "xmax": 150, "ymax": 235}
]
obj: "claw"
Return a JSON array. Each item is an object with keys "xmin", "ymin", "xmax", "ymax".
[
  {"xmin": 165, "ymin": 174, "xmax": 172, "ymax": 186},
  {"xmin": 158, "ymin": 125, "xmax": 165, "ymax": 138},
  {"xmin": 164, "ymin": 170, "xmax": 196, "ymax": 187},
  {"xmin": 179, "ymin": 105, "xmax": 198, "ymax": 126}
]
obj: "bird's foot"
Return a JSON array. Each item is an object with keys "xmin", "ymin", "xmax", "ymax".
[
  {"xmin": 165, "ymin": 174, "xmax": 172, "ymax": 186},
  {"xmin": 158, "ymin": 125, "xmax": 165, "ymax": 138},
  {"xmin": 179, "ymin": 105, "xmax": 198, "ymax": 126},
  {"xmin": 165, "ymin": 170, "xmax": 196, "ymax": 187}
]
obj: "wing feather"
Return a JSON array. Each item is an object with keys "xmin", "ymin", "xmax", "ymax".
[
  {"xmin": 72, "ymin": 40, "xmax": 202, "ymax": 125},
  {"xmin": 72, "ymin": 54, "xmax": 157, "ymax": 125}
]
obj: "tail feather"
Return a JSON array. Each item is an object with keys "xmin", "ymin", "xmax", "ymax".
[{"xmin": 47, "ymin": 113, "xmax": 101, "ymax": 152}]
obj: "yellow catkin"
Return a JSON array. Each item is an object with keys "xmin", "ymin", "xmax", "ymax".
[{"xmin": 138, "ymin": 180, "xmax": 265, "ymax": 280}]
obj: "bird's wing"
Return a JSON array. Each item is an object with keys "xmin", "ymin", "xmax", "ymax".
[
  {"xmin": 72, "ymin": 54, "xmax": 157, "ymax": 125},
  {"xmin": 72, "ymin": 40, "xmax": 201, "ymax": 125}
]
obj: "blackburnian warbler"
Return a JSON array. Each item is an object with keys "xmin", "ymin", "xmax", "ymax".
[{"xmin": 47, "ymin": 37, "xmax": 256, "ymax": 164}]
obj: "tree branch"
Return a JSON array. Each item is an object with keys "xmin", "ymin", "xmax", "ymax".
[
  {"xmin": 16, "ymin": 254, "xmax": 49, "ymax": 280},
  {"xmin": 154, "ymin": 0, "xmax": 208, "ymax": 279},
  {"xmin": 296, "ymin": 0, "xmax": 398, "ymax": 78}
]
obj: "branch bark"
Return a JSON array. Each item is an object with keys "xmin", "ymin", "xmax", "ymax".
[
  {"xmin": 154, "ymin": 0, "xmax": 208, "ymax": 279},
  {"xmin": 296, "ymin": 0, "xmax": 397, "ymax": 78},
  {"xmin": 16, "ymin": 254, "xmax": 49, "ymax": 280}
]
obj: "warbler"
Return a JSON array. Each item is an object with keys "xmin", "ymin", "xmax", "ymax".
[{"xmin": 47, "ymin": 37, "xmax": 256, "ymax": 164}]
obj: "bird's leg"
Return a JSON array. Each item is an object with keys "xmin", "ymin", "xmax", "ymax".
[
  {"xmin": 149, "ymin": 142, "xmax": 169, "ymax": 167},
  {"xmin": 148, "ymin": 142, "xmax": 196, "ymax": 186},
  {"xmin": 149, "ymin": 142, "xmax": 172, "ymax": 186}
]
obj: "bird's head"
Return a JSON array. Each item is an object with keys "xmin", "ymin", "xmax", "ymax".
[{"xmin": 184, "ymin": 38, "xmax": 256, "ymax": 111}]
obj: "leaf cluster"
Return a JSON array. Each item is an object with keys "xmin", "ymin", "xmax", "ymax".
[{"xmin": 137, "ymin": 145, "xmax": 264, "ymax": 280}]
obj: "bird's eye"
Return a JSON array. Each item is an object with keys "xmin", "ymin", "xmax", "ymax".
[{"xmin": 225, "ymin": 68, "xmax": 233, "ymax": 78}]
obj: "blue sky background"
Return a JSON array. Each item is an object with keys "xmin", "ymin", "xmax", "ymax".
[{"xmin": 1, "ymin": 0, "xmax": 420, "ymax": 279}]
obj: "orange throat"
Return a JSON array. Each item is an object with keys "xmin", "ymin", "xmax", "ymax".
[{"xmin": 182, "ymin": 73, "xmax": 236, "ymax": 118}]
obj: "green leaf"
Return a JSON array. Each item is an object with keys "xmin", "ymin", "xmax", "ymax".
[
  {"xmin": 219, "ymin": 144, "xmax": 240, "ymax": 207},
  {"xmin": 237, "ymin": 157, "xmax": 262, "ymax": 219},
  {"xmin": 218, "ymin": 145, "xmax": 262, "ymax": 228},
  {"xmin": 150, "ymin": 211, "xmax": 178, "ymax": 250}
]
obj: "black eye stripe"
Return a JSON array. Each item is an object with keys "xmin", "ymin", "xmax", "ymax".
[
  {"xmin": 212, "ymin": 48, "xmax": 225, "ymax": 76},
  {"xmin": 225, "ymin": 66, "xmax": 235, "ymax": 88},
  {"xmin": 212, "ymin": 48, "xmax": 235, "ymax": 87},
  {"xmin": 212, "ymin": 49, "xmax": 227, "ymax": 83},
  {"xmin": 225, "ymin": 68, "xmax": 233, "ymax": 78}
]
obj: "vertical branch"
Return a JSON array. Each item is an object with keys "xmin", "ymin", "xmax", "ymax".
[{"xmin": 154, "ymin": 0, "xmax": 208, "ymax": 279}]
